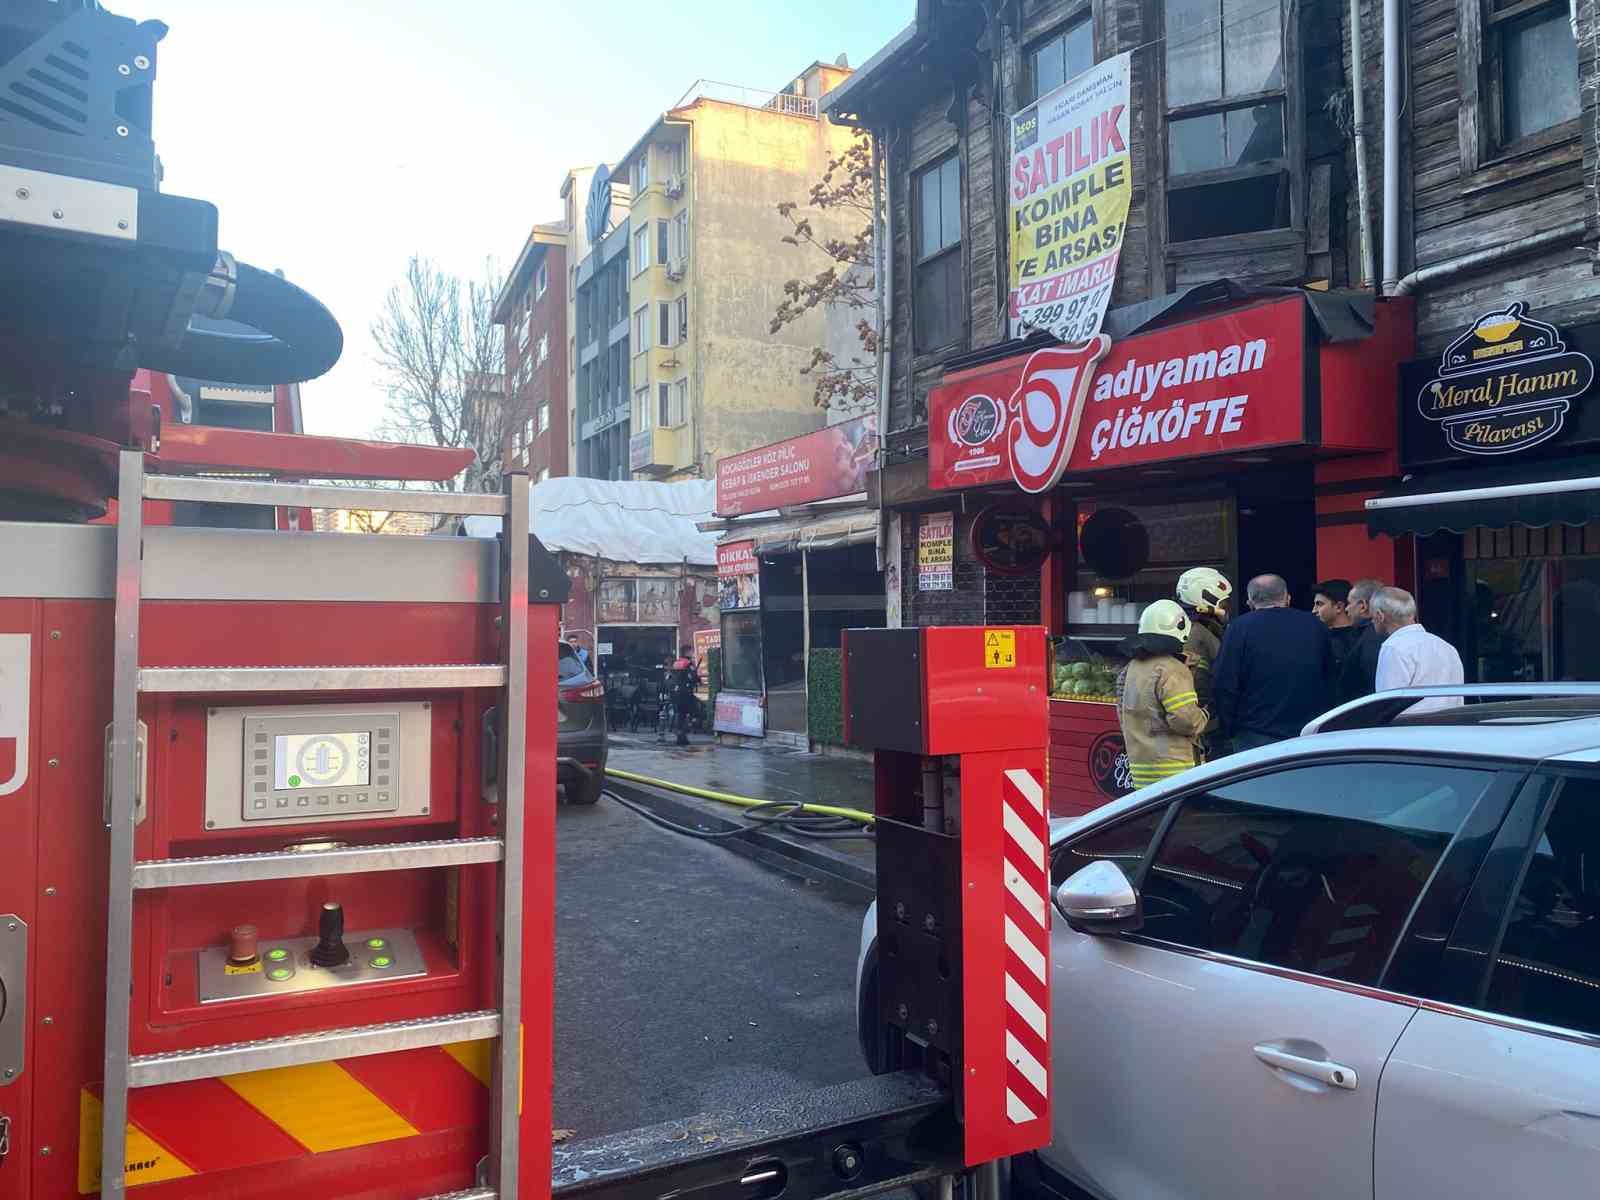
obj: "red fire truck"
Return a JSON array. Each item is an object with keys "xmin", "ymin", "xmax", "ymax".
[{"xmin": 0, "ymin": 5, "xmax": 1052, "ymax": 1199}]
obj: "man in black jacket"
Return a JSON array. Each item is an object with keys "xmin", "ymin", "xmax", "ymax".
[
  {"xmin": 1213, "ymin": 574, "xmax": 1334, "ymax": 752},
  {"xmin": 1337, "ymin": 578, "xmax": 1386, "ymax": 704}
]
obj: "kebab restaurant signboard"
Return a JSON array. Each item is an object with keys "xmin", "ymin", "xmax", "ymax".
[
  {"xmin": 929, "ymin": 297, "xmax": 1308, "ymax": 492},
  {"xmin": 715, "ymin": 415, "xmax": 879, "ymax": 517},
  {"xmin": 1399, "ymin": 304, "xmax": 1597, "ymax": 467},
  {"xmin": 1008, "ymin": 52, "xmax": 1133, "ymax": 344}
]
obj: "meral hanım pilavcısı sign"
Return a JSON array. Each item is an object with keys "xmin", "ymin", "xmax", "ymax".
[{"xmin": 1406, "ymin": 304, "xmax": 1595, "ymax": 463}]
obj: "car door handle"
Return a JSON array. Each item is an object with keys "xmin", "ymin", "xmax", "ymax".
[{"xmin": 1252, "ymin": 1042, "xmax": 1358, "ymax": 1090}]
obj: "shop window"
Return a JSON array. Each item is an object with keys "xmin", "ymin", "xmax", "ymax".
[
  {"xmin": 913, "ymin": 154, "xmax": 963, "ymax": 353},
  {"xmin": 1067, "ymin": 498, "xmax": 1234, "ymax": 638},
  {"xmin": 721, "ymin": 610, "xmax": 764, "ymax": 692},
  {"xmin": 1484, "ymin": 779, "xmax": 1600, "ymax": 1036},
  {"xmin": 1027, "ymin": 17, "xmax": 1094, "ymax": 103},
  {"xmin": 1466, "ymin": 538, "xmax": 1600, "ymax": 683},
  {"xmin": 1163, "ymin": 0, "xmax": 1292, "ymax": 244}
]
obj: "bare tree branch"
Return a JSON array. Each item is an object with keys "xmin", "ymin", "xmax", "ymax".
[
  {"xmin": 770, "ymin": 127, "xmax": 880, "ymax": 414},
  {"xmin": 371, "ymin": 257, "xmax": 517, "ymax": 493}
]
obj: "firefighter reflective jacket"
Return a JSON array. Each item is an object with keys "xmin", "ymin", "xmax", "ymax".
[{"xmin": 1116, "ymin": 638, "xmax": 1208, "ymax": 787}]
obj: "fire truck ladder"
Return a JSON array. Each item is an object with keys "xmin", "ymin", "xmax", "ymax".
[{"xmin": 99, "ymin": 449, "xmax": 532, "ymax": 1200}]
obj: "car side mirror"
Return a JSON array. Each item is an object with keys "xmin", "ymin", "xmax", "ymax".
[{"xmin": 1053, "ymin": 860, "xmax": 1143, "ymax": 936}]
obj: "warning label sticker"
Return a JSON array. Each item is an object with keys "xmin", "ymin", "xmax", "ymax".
[{"xmin": 984, "ymin": 629, "xmax": 1016, "ymax": 669}]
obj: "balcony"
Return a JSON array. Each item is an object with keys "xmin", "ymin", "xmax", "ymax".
[
  {"xmin": 673, "ymin": 80, "xmax": 817, "ymax": 120},
  {"xmin": 629, "ymin": 425, "xmax": 686, "ymax": 475}
]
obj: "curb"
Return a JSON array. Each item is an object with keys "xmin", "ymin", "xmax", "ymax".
[{"xmin": 602, "ymin": 775, "xmax": 876, "ymax": 904}]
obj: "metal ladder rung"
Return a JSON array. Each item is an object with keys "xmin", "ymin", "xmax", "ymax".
[
  {"xmin": 138, "ymin": 664, "xmax": 508, "ymax": 693},
  {"xmin": 143, "ymin": 474, "xmax": 513, "ymax": 518},
  {"xmin": 132, "ymin": 837, "xmax": 505, "ymax": 889},
  {"xmin": 127, "ymin": 1011, "xmax": 501, "ymax": 1087}
]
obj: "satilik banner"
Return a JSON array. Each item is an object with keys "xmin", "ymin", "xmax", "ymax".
[{"xmin": 1008, "ymin": 53, "xmax": 1132, "ymax": 344}]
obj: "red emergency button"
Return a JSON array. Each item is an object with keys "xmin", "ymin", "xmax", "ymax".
[{"xmin": 228, "ymin": 923, "xmax": 260, "ymax": 965}]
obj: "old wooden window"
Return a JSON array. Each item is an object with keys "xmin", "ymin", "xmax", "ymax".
[
  {"xmin": 1492, "ymin": 0, "xmax": 1579, "ymax": 147},
  {"xmin": 1026, "ymin": 16, "xmax": 1094, "ymax": 102},
  {"xmin": 1459, "ymin": 0, "xmax": 1580, "ymax": 174},
  {"xmin": 913, "ymin": 154, "xmax": 963, "ymax": 353},
  {"xmin": 1163, "ymin": 0, "xmax": 1292, "ymax": 243}
]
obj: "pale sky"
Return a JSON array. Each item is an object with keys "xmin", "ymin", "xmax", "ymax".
[{"xmin": 122, "ymin": 1, "xmax": 912, "ymax": 438}]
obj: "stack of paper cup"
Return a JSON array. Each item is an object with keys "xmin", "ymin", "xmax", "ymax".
[
  {"xmin": 1067, "ymin": 591, "xmax": 1086, "ymax": 623},
  {"xmin": 1096, "ymin": 596, "xmax": 1113, "ymax": 623}
]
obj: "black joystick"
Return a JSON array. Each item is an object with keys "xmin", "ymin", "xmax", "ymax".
[{"xmin": 309, "ymin": 902, "xmax": 350, "ymax": 968}]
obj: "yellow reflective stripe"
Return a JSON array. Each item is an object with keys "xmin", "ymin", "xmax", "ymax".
[
  {"xmin": 221, "ymin": 1062, "xmax": 419, "ymax": 1154},
  {"xmin": 1161, "ymin": 691, "xmax": 1198, "ymax": 711},
  {"xmin": 78, "ymin": 1089, "xmax": 197, "ymax": 1194}
]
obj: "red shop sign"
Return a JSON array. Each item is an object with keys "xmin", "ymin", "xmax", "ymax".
[
  {"xmin": 715, "ymin": 414, "xmax": 879, "ymax": 516},
  {"xmin": 928, "ymin": 297, "xmax": 1308, "ymax": 491},
  {"xmin": 717, "ymin": 540, "xmax": 757, "ymax": 578}
]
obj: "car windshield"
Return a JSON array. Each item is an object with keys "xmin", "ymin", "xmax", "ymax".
[{"xmin": 558, "ymin": 643, "xmax": 588, "ymax": 682}]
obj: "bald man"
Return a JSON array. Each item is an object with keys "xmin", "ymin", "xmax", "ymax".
[{"xmin": 1213, "ymin": 574, "xmax": 1336, "ymax": 752}]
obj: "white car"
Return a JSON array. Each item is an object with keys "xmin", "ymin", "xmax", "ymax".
[{"xmin": 856, "ymin": 690, "xmax": 1600, "ymax": 1199}]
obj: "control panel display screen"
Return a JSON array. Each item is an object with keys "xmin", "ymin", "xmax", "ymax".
[{"xmin": 273, "ymin": 731, "xmax": 372, "ymax": 791}]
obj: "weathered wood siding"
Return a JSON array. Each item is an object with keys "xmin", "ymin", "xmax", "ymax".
[{"xmin": 1405, "ymin": 0, "xmax": 1599, "ymax": 349}]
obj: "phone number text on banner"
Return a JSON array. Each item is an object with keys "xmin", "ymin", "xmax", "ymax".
[{"xmin": 1008, "ymin": 52, "xmax": 1132, "ymax": 345}]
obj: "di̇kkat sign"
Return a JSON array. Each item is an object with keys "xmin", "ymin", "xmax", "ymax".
[
  {"xmin": 1008, "ymin": 52, "xmax": 1132, "ymax": 345},
  {"xmin": 1400, "ymin": 305, "xmax": 1599, "ymax": 468}
]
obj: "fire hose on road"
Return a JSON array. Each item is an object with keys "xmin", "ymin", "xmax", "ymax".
[{"xmin": 601, "ymin": 766, "xmax": 876, "ymax": 840}]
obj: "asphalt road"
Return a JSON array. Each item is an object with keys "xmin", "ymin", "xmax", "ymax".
[{"xmin": 553, "ymin": 791, "xmax": 872, "ymax": 1139}]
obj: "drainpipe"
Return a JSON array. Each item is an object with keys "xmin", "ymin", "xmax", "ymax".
[
  {"xmin": 1349, "ymin": 0, "xmax": 1375, "ymax": 287},
  {"xmin": 1380, "ymin": 0, "xmax": 1402, "ymax": 291},
  {"xmin": 872, "ymin": 127, "xmax": 893, "ymax": 572},
  {"xmin": 1390, "ymin": 218, "xmax": 1588, "ymax": 294}
]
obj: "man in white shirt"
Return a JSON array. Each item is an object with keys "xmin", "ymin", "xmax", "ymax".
[{"xmin": 1372, "ymin": 586, "xmax": 1464, "ymax": 714}]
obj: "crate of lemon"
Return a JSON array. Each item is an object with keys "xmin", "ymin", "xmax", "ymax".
[{"xmin": 1051, "ymin": 659, "xmax": 1120, "ymax": 704}]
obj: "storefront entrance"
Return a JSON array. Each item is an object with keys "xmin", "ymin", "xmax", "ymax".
[{"xmin": 597, "ymin": 624, "xmax": 677, "ymax": 676}]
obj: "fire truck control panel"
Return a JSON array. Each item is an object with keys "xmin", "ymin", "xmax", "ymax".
[{"xmin": 206, "ymin": 702, "xmax": 429, "ymax": 827}]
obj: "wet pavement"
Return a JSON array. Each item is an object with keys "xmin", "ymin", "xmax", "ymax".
[
  {"xmin": 606, "ymin": 732, "xmax": 875, "ymax": 812},
  {"xmin": 604, "ymin": 733, "xmax": 878, "ymax": 885},
  {"xmin": 553, "ymin": 787, "xmax": 871, "ymax": 1140}
]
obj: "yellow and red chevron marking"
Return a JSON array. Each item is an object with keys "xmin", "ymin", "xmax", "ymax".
[
  {"xmin": 999, "ymin": 767, "xmax": 1049, "ymax": 1126},
  {"xmin": 77, "ymin": 1040, "xmax": 492, "ymax": 1193}
]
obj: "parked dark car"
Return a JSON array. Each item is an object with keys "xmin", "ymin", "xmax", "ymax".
[{"xmin": 558, "ymin": 641, "xmax": 607, "ymax": 804}]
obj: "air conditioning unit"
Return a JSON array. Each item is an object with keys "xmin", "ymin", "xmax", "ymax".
[
  {"xmin": 666, "ymin": 260, "xmax": 686, "ymax": 282},
  {"xmin": 664, "ymin": 175, "xmax": 684, "ymax": 199}
]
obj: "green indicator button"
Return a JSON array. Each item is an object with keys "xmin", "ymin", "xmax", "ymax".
[
  {"xmin": 365, "ymin": 937, "xmax": 386, "ymax": 950},
  {"xmin": 267, "ymin": 967, "xmax": 293, "ymax": 982},
  {"xmin": 265, "ymin": 948, "xmax": 289, "ymax": 962},
  {"xmin": 369, "ymin": 955, "xmax": 393, "ymax": 969},
  {"xmin": 287, "ymin": 774, "xmax": 301, "ymax": 788}
]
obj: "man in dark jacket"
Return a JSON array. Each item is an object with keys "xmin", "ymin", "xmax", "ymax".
[
  {"xmin": 1337, "ymin": 578, "xmax": 1386, "ymax": 704},
  {"xmin": 1313, "ymin": 578, "xmax": 1362, "ymax": 674},
  {"xmin": 1213, "ymin": 574, "xmax": 1334, "ymax": 752}
]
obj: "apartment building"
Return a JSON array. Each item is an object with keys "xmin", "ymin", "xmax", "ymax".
[
  {"xmin": 494, "ymin": 220, "xmax": 567, "ymax": 479},
  {"xmin": 573, "ymin": 60, "xmax": 862, "ymax": 483}
]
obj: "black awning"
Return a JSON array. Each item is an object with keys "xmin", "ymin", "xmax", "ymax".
[{"xmin": 1367, "ymin": 455, "xmax": 1600, "ymax": 536}]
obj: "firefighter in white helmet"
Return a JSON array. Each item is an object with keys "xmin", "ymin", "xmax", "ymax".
[
  {"xmin": 1116, "ymin": 600, "xmax": 1209, "ymax": 788},
  {"xmin": 1175, "ymin": 566, "xmax": 1233, "ymax": 757}
]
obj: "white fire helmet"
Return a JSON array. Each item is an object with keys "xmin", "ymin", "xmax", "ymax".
[
  {"xmin": 1176, "ymin": 567, "xmax": 1233, "ymax": 616},
  {"xmin": 1138, "ymin": 599, "xmax": 1191, "ymax": 646}
]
